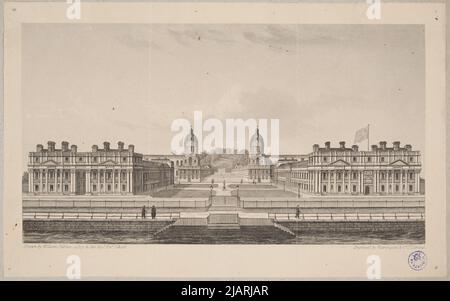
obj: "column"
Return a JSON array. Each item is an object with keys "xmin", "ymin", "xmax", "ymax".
[
  {"xmin": 54, "ymin": 169, "xmax": 57, "ymax": 193},
  {"xmin": 318, "ymin": 170, "xmax": 322, "ymax": 193},
  {"xmin": 39, "ymin": 169, "xmax": 42, "ymax": 192},
  {"xmin": 126, "ymin": 170, "xmax": 130, "ymax": 193},
  {"xmin": 85, "ymin": 170, "xmax": 91, "ymax": 194},
  {"xmin": 391, "ymin": 170, "xmax": 394, "ymax": 194},
  {"xmin": 97, "ymin": 169, "xmax": 100, "ymax": 194},
  {"xmin": 28, "ymin": 169, "xmax": 33, "ymax": 193},
  {"xmin": 130, "ymin": 170, "xmax": 134, "ymax": 193},
  {"xmin": 327, "ymin": 171, "xmax": 331, "ymax": 194},
  {"xmin": 103, "ymin": 169, "xmax": 106, "ymax": 193},
  {"xmin": 333, "ymin": 171, "xmax": 337, "ymax": 193},
  {"xmin": 70, "ymin": 169, "xmax": 75, "ymax": 193},
  {"xmin": 45, "ymin": 168, "xmax": 49, "ymax": 193},
  {"xmin": 415, "ymin": 170, "xmax": 420, "ymax": 193},
  {"xmin": 342, "ymin": 171, "xmax": 345, "ymax": 194},
  {"xmin": 347, "ymin": 170, "xmax": 351, "ymax": 193},
  {"xmin": 361, "ymin": 171, "xmax": 365, "ymax": 194},
  {"xmin": 400, "ymin": 170, "xmax": 403, "ymax": 194},
  {"xmin": 112, "ymin": 167, "xmax": 116, "ymax": 193}
]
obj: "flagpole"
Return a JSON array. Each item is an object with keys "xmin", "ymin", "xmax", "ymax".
[{"xmin": 367, "ymin": 124, "xmax": 370, "ymax": 151}]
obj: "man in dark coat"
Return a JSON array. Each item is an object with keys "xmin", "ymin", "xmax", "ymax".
[
  {"xmin": 151, "ymin": 205, "xmax": 157, "ymax": 219},
  {"xmin": 141, "ymin": 205, "xmax": 146, "ymax": 219},
  {"xmin": 295, "ymin": 205, "xmax": 301, "ymax": 219}
]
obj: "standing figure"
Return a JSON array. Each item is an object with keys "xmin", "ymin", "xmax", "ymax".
[
  {"xmin": 141, "ymin": 205, "xmax": 146, "ymax": 219},
  {"xmin": 151, "ymin": 205, "xmax": 157, "ymax": 219},
  {"xmin": 295, "ymin": 205, "xmax": 301, "ymax": 219}
]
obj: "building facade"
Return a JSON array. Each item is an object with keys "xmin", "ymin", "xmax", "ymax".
[
  {"xmin": 275, "ymin": 141, "xmax": 423, "ymax": 195},
  {"xmin": 247, "ymin": 127, "xmax": 272, "ymax": 183},
  {"xmin": 27, "ymin": 141, "xmax": 174, "ymax": 195}
]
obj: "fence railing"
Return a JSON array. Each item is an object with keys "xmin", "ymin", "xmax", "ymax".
[
  {"xmin": 268, "ymin": 212, "xmax": 425, "ymax": 221},
  {"xmin": 23, "ymin": 199, "xmax": 209, "ymax": 209},
  {"xmin": 23, "ymin": 211, "xmax": 181, "ymax": 221},
  {"xmin": 243, "ymin": 199, "xmax": 425, "ymax": 209}
]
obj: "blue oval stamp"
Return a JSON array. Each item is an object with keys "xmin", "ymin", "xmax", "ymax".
[{"xmin": 408, "ymin": 251, "xmax": 427, "ymax": 271}]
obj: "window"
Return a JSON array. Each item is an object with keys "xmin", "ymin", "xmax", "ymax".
[
  {"xmin": 352, "ymin": 157, "xmax": 357, "ymax": 162},
  {"xmin": 331, "ymin": 185, "xmax": 334, "ymax": 191},
  {"xmin": 122, "ymin": 184, "xmax": 126, "ymax": 191},
  {"xmin": 381, "ymin": 172, "xmax": 386, "ymax": 180},
  {"xmin": 409, "ymin": 173, "xmax": 414, "ymax": 180},
  {"xmin": 49, "ymin": 185, "xmax": 54, "ymax": 192},
  {"xmin": 409, "ymin": 157, "xmax": 414, "ymax": 162},
  {"xmin": 367, "ymin": 156, "xmax": 372, "ymax": 162},
  {"xmin": 64, "ymin": 185, "xmax": 69, "ymax": 192},
  {"xmin": 35, "ymin": 185, "xmax": 39, "ymax": 191},
  {"xmin": 338, "ymin": 185, "xmax": 341, "ymax": 192},
  {"xmin": 65, "ymin": 157, "xmax": 69, "ymax": 162},
  {"xmin": 381, "ymin": 185, "xmax": 385, "ymax": 192},
  {"xmin": 381, "ymin": 157, "xmax": 385, "ymax": 162},
  {"xmin": 323, "ymin": 157, "xmax": 327, "ymax": 162},
  {"xmin": 352, "ymin": 185, "xmax": 356, "ymax": 192},
  {"xmin": 395, "ymin": 185, "xmax": 399, "ymax": 192},
  {"xmin": 395, "ymin": 173, "xmax": 399, "ymax": 180},
  {"xmin": 323, "ymin": 185, "xmax": 327, "ymax": 192},
  {"xmin": 122, "ymin": 157, "xmax": 127, "ymax": 162},
  {"xmin": 78, "ymin": 157, "xmax": 83, "ymax": 162},
  {"xmin": 34, "ymin": 157, "xmax": 39, "ymax": 162},
  {"xmin": 352, "ymin": 172, "xmax": 357, "ymax": 180},
  {"xmin": 107, "ymin": 184, "xmax": 111, "ymax": 192},
  {"xmin": 93, "ymin": 157, "xmax": 98, "ymax": 162},
  {"xmin": 93, "ymin": 185, "xmax": 97, "ymax": 192},
  {"xmin": 409, "ymin": 185, "xmax": 413, "ymax": 192},
  {"xmin": 337, "ymin": 173, "xmax": 341, "ymax": 180}
]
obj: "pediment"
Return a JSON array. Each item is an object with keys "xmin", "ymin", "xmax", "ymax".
[
  {"xmin": 41, "ymin": 160, "xmax": 58, "ymax": 166},
  {"xmin": 329, "ymin": 159, "xmax": 350, "ymax": 166},
  {"xmin": 390, "ymin": 159, "xmax": 408, "ymax": 166},
  {"xmin": 101, "ymin": 160, "xmax": 117, "ymax": 165}
]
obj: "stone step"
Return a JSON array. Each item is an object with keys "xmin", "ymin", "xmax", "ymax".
[{"xmin": 207, "ymin": 223, "xmax": 240, "ymax": 230}]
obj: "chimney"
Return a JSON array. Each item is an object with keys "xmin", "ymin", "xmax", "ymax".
[
  {"xmin": 61, "ymin": 141, "xmax": 69, "ymax": 151},
  {"xmin": 71, "ymin": 144, "xmax": 77, "ymax": 153},
  {"xmin": 339, "ymin": 141, "xmax": 345, "ymax": 149},
  {"xmin": 371, "ymin": 144, "xmax": 378, "ymax": 152},
  {"xmin": 313, "ymin": 144, "xmax": 319, "ymax": 152},
  {"xmin": 379, "ymin": 141, "xmax": 387, "ymax": 150},
  {"xmin": 405, "ymin": 144, "xmax": 412, "ymax": 151},
  {"xmin": 351, "ymin": 145, "xmax": 359, "ymax": 152},
  {"xmin": 118, "ymin": 141, "xmax": 124, "ymax": 151},
  {"xmin": 325, "ymin": 141, "xmax": 331, "ymax": 150},
  {"xmin": 47, "ymin": 141, "xmax": 56, "ymax": 152},
  {"xmin": 393, "ymin": 141, "xmax": 400, "ymax": 151},
  {"xmin": 36, "ymin": 144, "xmax": 44, "ymax": 152},
  {"xmin": 103, "ymin": 141, "xmax": 110, "ymax": 151},
  {"xmin": 92, "ymin": 145, "xmax": 98, "ymax": 152},
  {"xmin": 128, "ymin": 144, "xmax": 135, "ymax": 153}
]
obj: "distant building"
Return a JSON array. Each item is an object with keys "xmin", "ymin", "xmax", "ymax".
[
  {"xmin": 144, "ymin": 128, "xmax": 212, "ymax": 183},
  {"xmin": 27, "ymin": 141, "xmax": 173, "ymax": 195},
  {"xmin": 275, "ymin": 141, "xmax": 423, "ymax": 195},
  {"xmin": 247, "ymin": 127, "xmax": 272, "ymax": 183}
]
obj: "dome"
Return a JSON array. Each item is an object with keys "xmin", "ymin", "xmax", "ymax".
[
  {"xmin": 249, "ymin": 127, "xmax": 264, "ymax": 155},
  {"xmin": 183, "ymin": 128, "xmax": 199, "ymax": 155}
]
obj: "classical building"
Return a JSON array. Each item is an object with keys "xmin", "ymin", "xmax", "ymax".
[
  {"xmin": 27, "ymin": 141, "xmax": 174, "ymax": 195},
  {"xmin": 144, "ymin": 128, "xmax": 212, "ymax": 183},
  {"xmin": 247, "ymin": 127, "xmax": 272, "ymax": 183},
  {"xmin": 275, "ymin": 141, "xmax": 423, "ymax": 195}
]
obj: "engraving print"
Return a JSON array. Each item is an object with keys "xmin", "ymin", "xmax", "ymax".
[{"xmin": 21, "ymin": 24, "xmax": 425, "ymax": 244}]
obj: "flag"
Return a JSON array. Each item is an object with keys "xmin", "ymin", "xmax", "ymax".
[{"xmin": 354, "ymin": 125, "xmax": 369, "ymax": 144}]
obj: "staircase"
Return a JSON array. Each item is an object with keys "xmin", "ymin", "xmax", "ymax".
[{"xmin": 207, "ymin": 213, "xmax": 240, "ymax": 229}]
